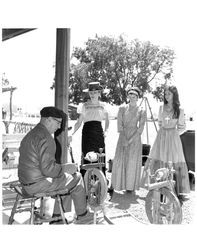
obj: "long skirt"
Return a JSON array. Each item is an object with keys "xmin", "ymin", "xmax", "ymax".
[
  {"xmin": 141, "ymin": 127, "xmax": 190, "ymax": 195},
  {"xmin": 80, "ymin": 121, "xmax": 106, "ymax": 176},
  {"xmin": 111, "ymin": 133, "xmax": 142, "ymax": 191}
]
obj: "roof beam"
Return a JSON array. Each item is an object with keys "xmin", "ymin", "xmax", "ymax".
[{"xmin": 2, "ymin": 29, "xmax": 36, "ymax": 41}]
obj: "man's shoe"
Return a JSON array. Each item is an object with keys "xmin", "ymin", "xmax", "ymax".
[
  {"xmin": 178, "ymin": 195, "xmax": 189, "ymax": 205},
  {"xmin": 108, "ymin": 188, "xmax": 114, "ymax": 198},
  {"xmin": 49, "ymin": 219, "xmax": 64, "ymax": 225},
  {"xmin": 74, "ymin": 210, "xmax": 94, "ymax": 225},
  {"xmin": 126, "ymin": 190, "xmax": 132, "ymax": 193},
  {"xmin": 49, "ymin": 213, "xmax": 67, "ymax": 224}
]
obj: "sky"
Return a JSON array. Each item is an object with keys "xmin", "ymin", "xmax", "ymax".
[{"xmin": 1, "ymin": 0, "xmax": 197, "ymax": 117}]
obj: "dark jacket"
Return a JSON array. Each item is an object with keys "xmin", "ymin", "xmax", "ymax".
[{"xmin": 18, "ymin": 123, "xmax": 63, "ymax": 184}]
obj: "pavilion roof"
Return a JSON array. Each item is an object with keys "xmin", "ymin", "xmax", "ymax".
[{"xmin": 2, "ymin": 29, "xmax": 36, "ymax": 41}]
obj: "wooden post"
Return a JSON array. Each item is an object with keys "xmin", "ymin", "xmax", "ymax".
[{"xmin": 54, "ymin": 28, "xmax": 70, "ymax": 164}]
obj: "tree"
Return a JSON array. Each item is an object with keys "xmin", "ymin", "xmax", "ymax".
[{"xmin": 70, "ymin": 35, "xmax": 175, "ymax": 105}]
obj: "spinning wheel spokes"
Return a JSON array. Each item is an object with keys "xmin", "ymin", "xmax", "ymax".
[
  {"xmin": 145, "ymin": 187, "xmax": 182, "ymax": 224},
  {"xmin": 84, "ymin": 168, "xmax": 108, "ymax": 208}
]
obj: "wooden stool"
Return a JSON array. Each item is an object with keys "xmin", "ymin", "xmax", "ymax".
[{"xmin": 8, "ymin": 181, "xmax": 70, "ymax": 225}]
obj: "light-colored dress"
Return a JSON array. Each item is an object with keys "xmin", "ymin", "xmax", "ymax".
[
  {"xmin": 141, "ymin": 105, "xmax": 190, "ymax": 195},
  {"xmin": 111, "ymin": 104, "xmax": 146, "ymax": 191}
]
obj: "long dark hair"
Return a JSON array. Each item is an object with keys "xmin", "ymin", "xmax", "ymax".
[{"xmin": 164, "ymin": 85, "xmax": 180, "ymax": 119}]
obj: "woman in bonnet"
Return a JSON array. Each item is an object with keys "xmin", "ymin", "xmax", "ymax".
[{"xmin": 72, "ymin": 82, "xmax": 109, "ymax": 177}]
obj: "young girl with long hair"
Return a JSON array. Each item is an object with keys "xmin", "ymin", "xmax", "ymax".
[{"xmin": 141, "ymin": 85, "xmax": 190, "ymax": 202}]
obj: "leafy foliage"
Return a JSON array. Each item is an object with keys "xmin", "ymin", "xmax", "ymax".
[{"xmin": 52, "ymin": 35, "xmax": 175, "ymax": 105}]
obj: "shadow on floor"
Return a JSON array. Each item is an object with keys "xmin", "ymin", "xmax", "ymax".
[{"xmin": 107, "ymin": 191, "xmax": 140, "ymax": 210}]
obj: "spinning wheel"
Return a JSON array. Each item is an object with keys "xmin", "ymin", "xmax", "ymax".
[
  {"xmin": 145, "ymin": 187, "xmax": 182, "ymax": 224},
  {"xmin": 81, "ymin": 150, "xmax": 113, "ymax": 224},
  {"xmin": 84, "ymin": 168, "xmax": 108, "ymax": 208}
]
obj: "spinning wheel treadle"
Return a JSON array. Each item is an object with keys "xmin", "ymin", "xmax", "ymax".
[
  {"xmin": 84, "ymin": 168, "xmax": 108, "ymax": 208},
  {"xmin": 145, "ymin": 187, "xmax": 182, "ymax": 224}
]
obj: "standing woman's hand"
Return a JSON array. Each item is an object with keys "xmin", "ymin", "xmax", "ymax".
[
  {"xmin": 128, "ymin": 130, "xmax": 140, "ymax": 145},
  {"xmin": 120, "ymin": 131, "xmax": 129, "ymax": 147},
  {"xmin": 104, "ymin": 130, "xmax": 108, "ymax": 137}
]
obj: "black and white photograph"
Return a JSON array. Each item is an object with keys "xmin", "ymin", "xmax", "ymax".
[{"xmin": 1, "ymin": 0, "xmax": 196, "ymax": 249}]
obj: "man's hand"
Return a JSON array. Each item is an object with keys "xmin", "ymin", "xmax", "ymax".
[
  {"xmin": 67, "ymin": 136, "xmax": 72, "ymax": 146},
  {"xmin": 62, "ymin": 163, "xmax": 78, "ymax": 175}
]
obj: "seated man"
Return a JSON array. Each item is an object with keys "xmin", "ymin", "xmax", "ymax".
[{"xmin": 18, "ymin": 106, "xmax": 93, "ymax": 224}]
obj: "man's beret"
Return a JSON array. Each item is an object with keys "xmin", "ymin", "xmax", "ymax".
[{"xmin": 40, "ymin": 106, "xmax": 65, "ymax": 119}]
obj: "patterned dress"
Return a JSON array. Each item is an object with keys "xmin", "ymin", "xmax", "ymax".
[
  {"xmin": 111, "ymin": 104, "xmax": 146, "ymax": 191},
  {"xmin": 141, "ymin": 105, "xmax": 190, "ymax": 195}
]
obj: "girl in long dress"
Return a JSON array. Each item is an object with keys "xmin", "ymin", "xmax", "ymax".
[
  {"xmin": 72, "ymin": 82, "xmax": 109, "ymax": 177},
  {"xmin": 111, "ymin": 87, "xmax": 146, "ymax": 193},
  {"xmin": 141, "ymin": 85, "xmax": 190, "ymax": 202}
]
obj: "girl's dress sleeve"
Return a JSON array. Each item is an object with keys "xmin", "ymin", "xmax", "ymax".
[
  {"xmin": 77, "ymin": 103, "xmax": 84, "ymax": 115},
  {"xmin": 138, "ymin": 109, "xmax": 146, "ymax": 134},
  {"xmin": 177, "ymin": 108, "xmax": 186, "ymax": 135},
  {"xmin": 117, "ymin": 106, "xmax": 124, "ymax": 132},
  {"xmin": 102, "ymin": 102, "xmax": 109, "ymax": 119}
]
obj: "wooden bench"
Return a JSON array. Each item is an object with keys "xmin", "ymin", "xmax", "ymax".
[{"xmin": 7, "ymin": 181, "xmax": 71, "ymax": 225}]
